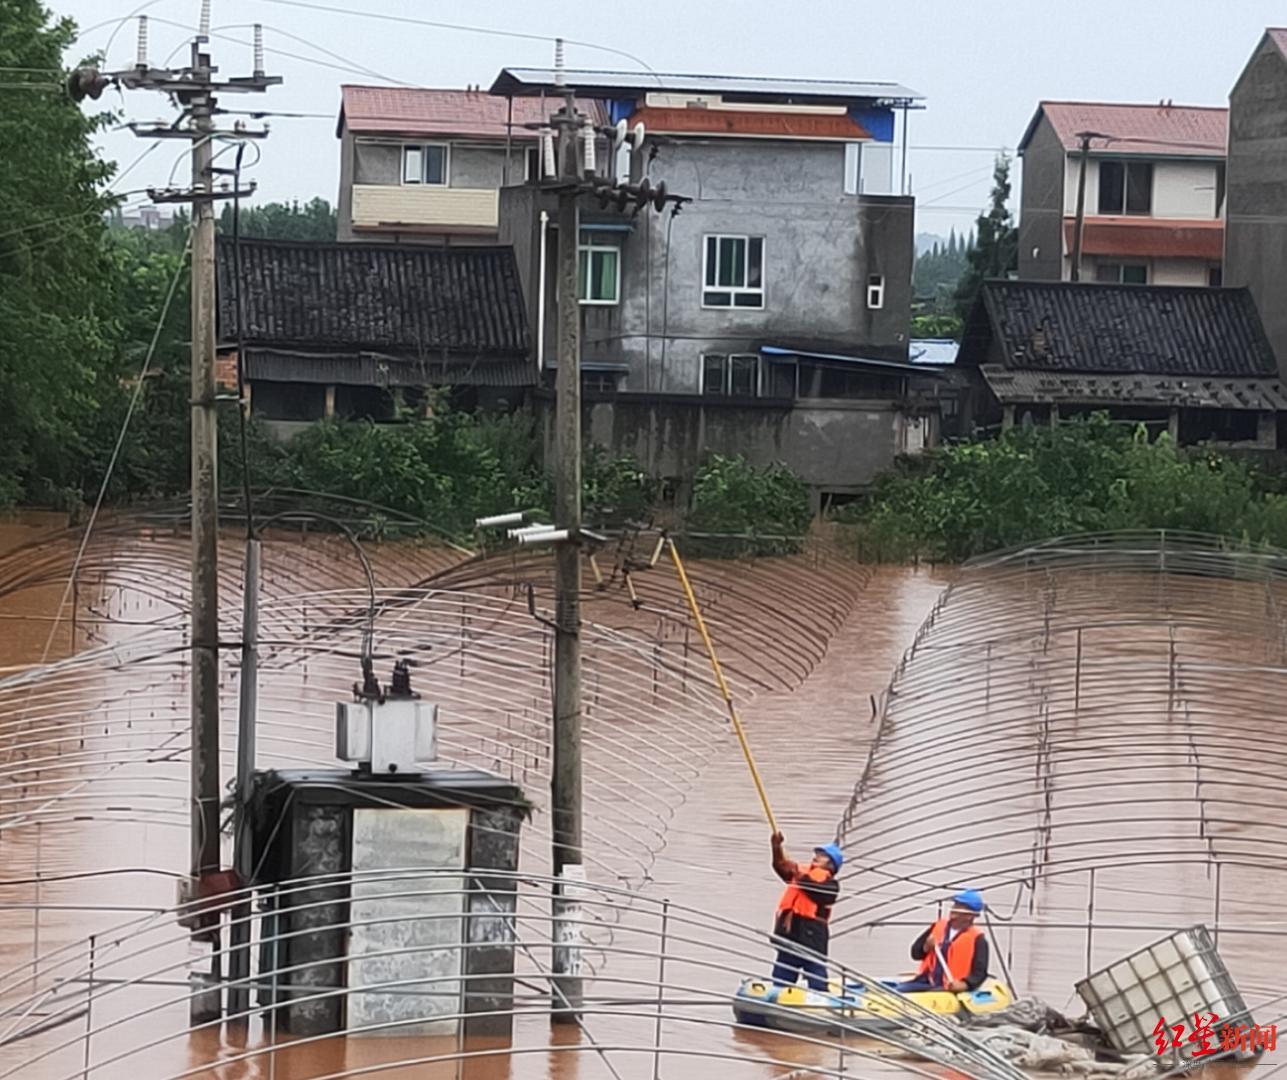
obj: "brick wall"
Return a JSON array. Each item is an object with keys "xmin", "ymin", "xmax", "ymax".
[{"xmin": 215, "ymin": 349, "xmax": 238, "ymax": 390}]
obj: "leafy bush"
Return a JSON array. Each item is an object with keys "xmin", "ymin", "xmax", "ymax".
[
  {"xmin": 836, "ymin": 413, "xmax": 1287, "ymax": 562},
  {"xmin": 686, "ymin": 454, "xmax": 811, "ymax": 555}
]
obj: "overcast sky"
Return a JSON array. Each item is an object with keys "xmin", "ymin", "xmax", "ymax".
[{"xmin": 52, "ymin": 0, "xmax": 1287, "ymax": 238}]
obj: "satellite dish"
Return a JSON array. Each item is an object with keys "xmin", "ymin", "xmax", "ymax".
[
  {"xmin": 631, "ymin": 122, "xmax": 646, "ymax": 151},
  {"xmin": 613, "ymin": 119, "xmax": 628, "ymax": 149}
]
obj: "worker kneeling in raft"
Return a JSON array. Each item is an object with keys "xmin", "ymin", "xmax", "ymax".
[
  {"xmin": 768, "ymin": 832, "xmax": 842, "ymax": 990},
  {"xmin": 895, "ymin": 889, "xmax": 990, "ymax": 993}
]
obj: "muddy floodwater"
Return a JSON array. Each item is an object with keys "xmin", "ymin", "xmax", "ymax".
[{"xmin": 0, "ymin": 513, "xmax": 1279, "ymax": 1079}]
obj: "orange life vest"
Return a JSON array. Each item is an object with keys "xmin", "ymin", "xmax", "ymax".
[
  {"xmin": 916, "ymin": 917, "xmax": 984, "ymax": 987},
  {"xmin": 776, "ymin": 864, "xmax": 835, "ymax": 928}
]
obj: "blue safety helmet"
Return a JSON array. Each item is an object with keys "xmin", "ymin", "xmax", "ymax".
[
  {"xmin": 951, "ymin": 889, "xmax": 984, "ymax": 913},
  {"xmin": 814, "ymin": 842, "xmax": 844, "ymax": 872}
]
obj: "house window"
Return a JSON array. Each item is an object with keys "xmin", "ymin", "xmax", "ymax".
[
  {"xmin": 867, "ymin": 274, "xmax": 885, "ymax": 309},
  {"xmin": 402, "ymin": 144, "xmax": 448, "ymax": 185},
  {"xmin": 1097, "ymin": 160, "xmax": 1152, "ymax": 215},
  {"xmin": 524, "ymin": 145, "xmax": 541, "ymax": 182},
  {"xmin": 702, "ymin": 235, "xmax": 764, "ymax": 308},
  {"xmin": 1215, "ymin": 162, "xmax": 1226, "ymax": 217},
  {"xmin": 701, "ymin": 353, "xmax": 760, "ymax": 396},
  {"xmin": 1208, "ymin": 266, "xmax": 1223, "ymax": 287},
  {"xmin": 1095, "ymin": 261, "xmax": 1148, "ymax": 285},
  {"xmin": 578, "ymin": 232, "xmax": 620, "ymax": 304},
  {"xmin": 582, "ymin": 371, "xmax": 621, "ymax": 393}
]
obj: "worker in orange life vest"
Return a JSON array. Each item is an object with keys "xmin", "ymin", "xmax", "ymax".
[
  {"xmin": 769, "ymin": 832, "xmax": 842, "ymax": 991},
  {"xmin": 895, "ymin": 889, "xmax": 990, "ymax": 993}
]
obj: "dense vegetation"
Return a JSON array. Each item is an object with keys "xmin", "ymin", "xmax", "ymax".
[
  {"xmin": 1, "ymin": 0, "xmax": 121, "ymax": 507},
  {"xmin": 837, "ymin": 415, "xmax": 1287, "ymax": 562},
  {"xmin": 684, "ymin": 454, "xmax": 812, "ymax": 554}
]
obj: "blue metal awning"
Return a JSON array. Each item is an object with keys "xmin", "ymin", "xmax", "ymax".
[{"xmin": 760, "ymin": 345, "xmax": 925, "ymax": 374}]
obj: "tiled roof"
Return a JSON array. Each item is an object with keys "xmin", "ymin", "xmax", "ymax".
[
  {"xmin": 1061, "ymin": 218, "xmax": 1223, "ymax": 261},
  {"xmin": 978, "ymin": 368, "xmax": 1287, "ymax": 411},
  {"xmin": 338, "ymin": 85, "xmax": 603, "ymax": 140},
  {"xmin": 216, "ymin": 238, "xmax": 528, "ymax": 356},
  {"xmin": 959, "ymin": 281, "xmax": 1276, "ymax": 377},
  {"xmin": 1020, "ymin": 101, "xmax": 1227, "ymax": 157}
]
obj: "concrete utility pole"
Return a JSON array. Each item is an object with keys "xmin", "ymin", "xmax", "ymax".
[
  {"xmin": 70, "ymin": 17, "xmax": 279, "ymax": 1024},
  {"xmin": 533, "ymin": 53, "xmax": 689, "ymax": 1023},
  {"xmin": 1070, "ymin": 131, "xmax": 1100, "ymax": 282},
  {"xmin": 188, "ymin": 47, "xmax": 221, "ymax": 903},
  {"xmin": 550, "ymin": 76, "xmax": 585, "ymax": 1024}
]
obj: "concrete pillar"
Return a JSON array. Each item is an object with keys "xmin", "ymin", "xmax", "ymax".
[
  {"xmin": 1258, "ymin": 411, "xmax": 1278, "ymax": 449},
  {"xmin": 243, "ymin": 380, "xmax": 252, "ymax": 415},
  {"xmin": 324, "ymin": 385, "xmax": 336, "ymax": 419},
  {"xmin": 1050, "ymin": 403, "xmax": 1060, "ymax": 426},
  {"xmin": 464, "ymin": 804, "xmax": 526, "ymax": 1038},
  {"xmin": 1001, "ymin": 404, "xmax": 1016, "ymax": 431},
  {"xmin": 1168, "ymin": 408, "xmax": 1180, "ymax": 443}
]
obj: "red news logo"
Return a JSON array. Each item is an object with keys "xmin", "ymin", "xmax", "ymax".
[{"xmin": 1154, "ymin": 1014, "xmax": 1278, "ymax": 1057}]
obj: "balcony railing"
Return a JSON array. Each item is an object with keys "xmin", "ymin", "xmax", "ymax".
[{"xmin": 351, "ymin": 184, "xmax": 499, "ymax": 232}]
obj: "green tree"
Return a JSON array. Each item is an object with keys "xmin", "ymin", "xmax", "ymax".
[
  {"xmin": 218, "ymin": 197, "xmax": 337, "ymax": 241},
  {"xmin": 0, "ymin": 1, "xmax": 120, "ymax": 506},
  {"xmin": 914, "ymin": 229, "xmax": 973, "ymax": 315},
  {"xmin": 87, "ymin": 224, "xmax": 192, "ymax": 500},
  {"xmin": 954, "ymin": 155, "xmax": 1018, "ymax": 320}
]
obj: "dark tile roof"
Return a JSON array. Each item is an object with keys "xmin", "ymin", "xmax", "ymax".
[
  {"xmin": 959, "ymin": 280, "xmax": 1277, "ymax": 378},
  {"xmin": 216, "ymin": 238, "xmax": 529, "ymax": 357}
]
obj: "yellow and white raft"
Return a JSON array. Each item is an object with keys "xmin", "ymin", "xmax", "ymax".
[{"xmin": 732, "ymin": 975, "xmax": 1014, "ymax": 1035}]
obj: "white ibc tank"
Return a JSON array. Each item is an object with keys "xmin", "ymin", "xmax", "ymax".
[{"xmin": 1075, "ymin": 924, "xmax": 1256, "ymax": 1063}]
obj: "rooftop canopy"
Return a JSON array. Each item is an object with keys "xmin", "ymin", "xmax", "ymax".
[{"xmin": 489, "ymin": 68, "xmax": 922, "ymax": 108}]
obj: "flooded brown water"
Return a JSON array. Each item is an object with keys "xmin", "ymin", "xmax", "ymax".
[{"xmin": 0, "ymin": 514, "xmax": 1279, "ymax": 1079}]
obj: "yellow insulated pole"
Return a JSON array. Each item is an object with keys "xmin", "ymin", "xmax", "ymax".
[{"xmin": 667, "ymin": 538, "xmax": 778, "ymax": 835}]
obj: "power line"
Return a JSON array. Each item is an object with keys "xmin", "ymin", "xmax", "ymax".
[
  {"xmin": 148, "ymin": 16, "xmax": 412, "ymax": 85},
  {"xmin": 910, "ymin": 145, "xmax": 1014, "ymax": 153},
  {"xmin": 254, "ymin": 0, "xmax": 659, "ymax": 74}
]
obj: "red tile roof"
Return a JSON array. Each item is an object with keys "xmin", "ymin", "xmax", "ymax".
[
  {"xmin": 1021, "ymin": 101, "xmax": 1227, "ymax": 157},
  {"xmin": 1062, "ymin": 217, "xmax": 1224, "ymax": 261},
  {"xmin": 338, "ymin": 85, "xmax": 603, "ymax": 140}
]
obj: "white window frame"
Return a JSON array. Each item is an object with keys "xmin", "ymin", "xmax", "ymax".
[
  {"xmin": 701, "ymin": 234, "xmax": 765, "ymax": 309},
  {"xmin": 578, "ymin": 232, "xmax": 621, "ymax": 306},
  {"xmin": 701, "ymin": 352, "xmax": 761, "ymax": 396},
  {"xmin": 402, "ymin": 142, "xmax": 450, "ymax": 186},
  {"xmin": 867, "ymin": 274, "xmax": 885, "ymax": 310}
]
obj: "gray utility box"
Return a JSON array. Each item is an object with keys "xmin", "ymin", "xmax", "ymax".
[
  {"xmin": 1076, "ymin": 924, "xmax": 1258, "ymax": 1064},
  {"xmin": 247, "ymin": 768, "xmax": 529, "ymax": 1040}
]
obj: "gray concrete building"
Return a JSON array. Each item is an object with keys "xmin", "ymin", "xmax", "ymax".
[
  {"xmin": 1018, "ymin": 101, "xmax": 1226, "ymax": 286},
  {"xmin": 493, "ymin": 69, "xmax": 931, "ymax": 506},
  {"xmin": 1225, "ymin": 29, "xmax": 1287, "ymax": 382}
]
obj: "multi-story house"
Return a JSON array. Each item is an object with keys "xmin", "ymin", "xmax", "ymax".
[
  {"xmin": 335, "ymin": 85, "xmax": 602, "ymax": 244},
  {"xmin": 491, "ymin": 68, "xmax": 930, "ymax": 507},
  {"xmin": 1017, "ymin": 101, "xmax": 1227, "ymax": 286},
  {"xmin": 1225, "ymin": 29, "xmax": 1287, "ymax": 382}
]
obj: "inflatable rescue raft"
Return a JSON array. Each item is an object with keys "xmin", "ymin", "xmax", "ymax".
[{"xmin": 732, "ymin": 975, "xmax": 1013, "ymax": 1034}]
